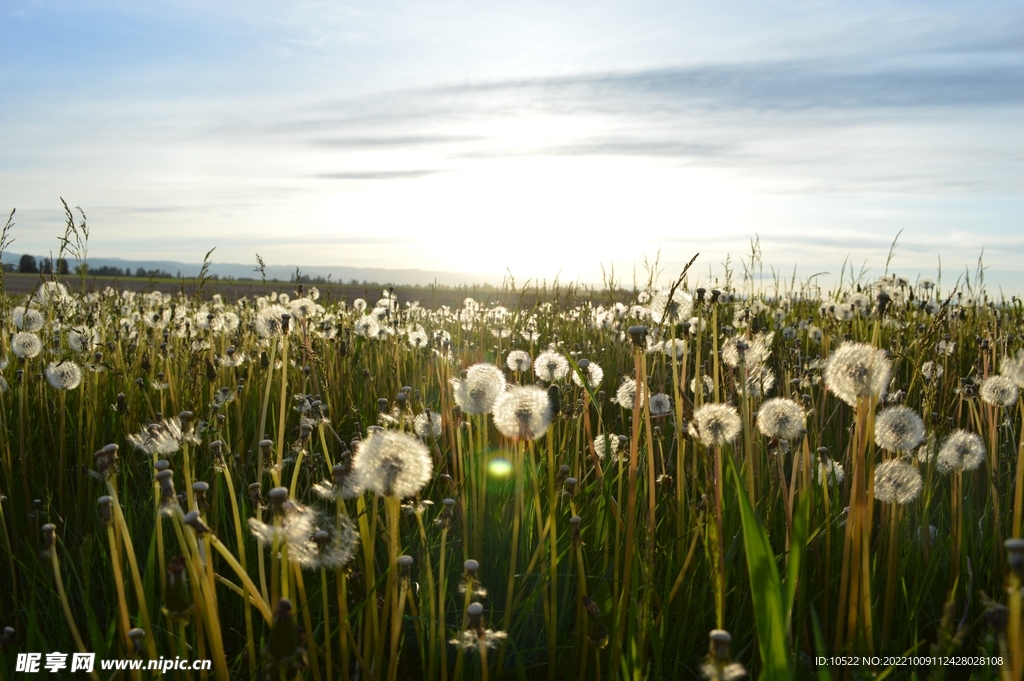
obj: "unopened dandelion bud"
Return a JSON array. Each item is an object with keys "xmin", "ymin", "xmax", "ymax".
[
  {"xmin": 299, "ymin": 423, "xmax": 312, "ymax": 440},
  {"xmin": 397, "ymin": 554, "xmax": 414, "ymax": 583},
  {"xmin": 15, "ymin": 369, "xmax": 23, "ymax": 385},
  {"xmin": 627, "ymin": 325, "xmax": 648, "ymax": 347},
  {"xmin": 313, "ymin": 530, "xmax": 331, "ymax": 552},
  {"xmin": 128, "ymin": 627, "xmax": 146, "ymax": 656},
  {"xmin": 578, "ymin": 358, "xmax": 590, "ymax": 371},
  {"xmin": 557, "ymin": 464, "xmax": 570, "ymax": 484},
  {"xmin": 467, "ymin": 601, "xmax": 485, "ymax": 633},
  {"xmin": 1, "ymin": 626, "xmax": 15, "ymax": 648},
  {"xmin": 182, "ymin": 510, "xmax": 210, "ymax": 536},
  {"xmin": 97, "ymin": 496, "xmax": 114, "ymax": 525},
  {"xmin": 162, "ymin": 557, "xmax": 192, "ymax": 620},
  {"xmin": 154, "ymin": 459, "xmax": 170, "ymax": 473},
  {"xmin": 264, "ymin": 598, "xmax": 301, "ymax": 676},
  {"xmin": 259, "ymin": 439, "xmax": 274, "ymax": 456},
  {"xmin": 709, "ymin": 629, "xmax": 732, "ymax": 663},
  {"xmin": 155, "ymin": 470, "xmax": 176, "ymax": 503},
  {"xmin": 41, "ymin": 523, "xmax": 56, "ymax": 552},
  {"xmin": 464, "ymin": 559, "xmax": 480, "ymax": 576},
  {"xmin": 135, "ymin": 377, "xmax": 145, "ymax": 390},
  {"xmin": 192, "ymin": 481, "xmax": 209, "ymax": 512},
  {"xmin": 564, "ymin": 477, "xmax": 578, "ymax": 497},
  {"xmin": 395, "ymin": 392, "xmax": 407, "ymax": 409},
  {"xmin": 248, "ymin": 482, "xmax": 263, "ymax": 508},
  {"xmin": 268, "ymin": 487, "xmax": 289, "ymax": 516},
  {"xmin": 209, "ymin": 440, "xmax": 223, "ymax": 463},
  {"xmin": 1006, "ymin": 539, "xmax": 1024, "ymax": 578},
  {"xmin": 569, "ymin": 515, "xmax": 583, "ymax": 545},
  {"xmin": 709, "ymin": 289, "xmax": 721, "ymax": 303},
  {"xmin": 260, "ymin": 351, "xmax": 270, "ymax": 368},
  {"xmin": 94, "ymin": 445, "xmax": 118, "ymax": 478},
  {"xmin": 377, "ymin": 398, "xmax": 389, "ymax": 413},
  {"xmin": 987, "ymin": 603, "xmax": 1010, "ymax": 633},
  {"xmin": 877, "ymin": 291, "xmax": 891, "ymax": 315}
]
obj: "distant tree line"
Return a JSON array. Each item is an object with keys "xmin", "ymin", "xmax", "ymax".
[{"xmin": 10, "ymin": 255, "xmax": 174, "ymax": 279}]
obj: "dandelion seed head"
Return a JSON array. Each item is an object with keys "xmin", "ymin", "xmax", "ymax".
[
  {"xmin": 817, "ymin": 458, "xmax": 845, "ymax": 486},
  {"xmin": 452, "ymin": 364, "xmax": 506, "ymax": 415},
  {"xmin": 571, "ymin": 360, "xmax": 604, "ymax": 389},
  {"xmin": 980, "ymin": 375, "xmax": 1018, "ymax": 407},
  {"xmin": 255, "ymin": 305, "xmax": 291, "ymax": 338},
  {"xmin": 874, "ymin": 460, "xmax": 923, "ymax": 504},
  {"xmin": 721, "ymin": 332, "xmax": 773, "ymax": 369},
  {"xmin": 13, "ymin": 307, "xmax": 44, "ymax": 332},
  {"xmin": 756, "ymin": 398, "xmax": 805, "ymax": 440},
  {"xmin": 921, "ymin": 361, "xmax": 943, "ymax": 381},
  {"xmin": 649, "ymin": 289, "xmax": 694, "ymax": 325},
  {"xmin": 11, "ymin": 332, "xmax": 42, "ymax": 359},
  {"xmin": 874, "ymin": 406, "xmax": 926, "ymax": 453},
  {"xmin": 1001, "ymin": 351, "xmax": 1024, "ymax": 389},
  {"xmin": 352, "ymin": 429, "xmax": 432, "ymax": 499},
  {"xmin": 505, "ymin": 350, "xmax": 532, "ymax": 373},
  {"xmin": 649, "ymin": 393, "xmax": 672, "ymax": 416},
  {"xmin": 936, "ymin": 430, "xmax": 986, "ymax": 474},
  {"xmin": 593, "ymin": 434, "xmax": 623, "ymax": 460},
  {"xmin": 534, "ymin": 350, "xmax": 569, "ymax": 382},
  {"xmin": 45, "ymin": 361, "xmax": 82, "ymax": 390},
  {"xmin": 492, "ymin": 386, "xmax": 553, "ymax": 440},
  {"xmin": 413, "ymin": 410, "xmax": 443, "ymax": 439},
  {"xmin": 450, "ymin": 628, "xmax": 507, "ymax": 651},
  {"xmin": 612, "ymin": 378, "xmax": 645, "ymax": 411},
  {"xmin": 824, "ymin": 342, "xmax": 891, "ymax": 406},
  {"xmin": 690, "ymin": 404, "xmax": 742, "ymax": 447}
]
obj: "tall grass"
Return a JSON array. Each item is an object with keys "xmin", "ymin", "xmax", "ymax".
[{"xmin": 0, "ymin": 259, "xmax": 1021, "ymax": 681}]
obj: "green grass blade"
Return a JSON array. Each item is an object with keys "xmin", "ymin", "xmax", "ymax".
[{"xmin": 727, "ymin": 452, "xmax": 792, "ymax": 681}]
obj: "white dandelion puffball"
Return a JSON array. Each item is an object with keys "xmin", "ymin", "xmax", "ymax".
[
  {"xmin": 571, "ymin": 361, "xmax": 604, "ymax": 389},
  {"xmin": 593, "ymin": 434, "xmax": 623, "ymax": 460},
  {"xmin": 935, "ymin": 430, "xmax": 986, "ymax": 474},
  {"xmin": 453, "ymin": 364, "xmax": 506, "ymax": 415},
  {"xmin": 506, "ymin": 350, "xmax": 532, "ymax": 373},
  {"xmin": 649, "ymin": 393, "xmax": 672, "ymax": 416},
  {"xmin": 45, "ymin": 361, "xmax": 82, "ymax": 390},
  {"xmin": 817, "ymin": 458, "xmax": 845, "ymax": 486},
  {"xmin": 413, "ymin": 411, "xmax": 443, "ymax": 439},
  {"xmin": 1001, "ymin": 352, "xmax": 1024, "ymax": 389},
  {"xmin": 649, "ymin": 288, "xmax": 693, "ymax": 325},
  {"xmin": 612, "ymin": 378, "xmax": 645, "ymax": 411},
  {"xmin": 352, "ymin": 429, "xmax": 433, "ymax": 499},
  {"xmin": 689, "ymin": 403, "xmax": 742, "ymax": 447},
  {"xmin": 979, "ymin": 375, "xmax": 1018, "ymax": 407},
  {"xmin": 11, "ymin": 332, "xmax": 43, "ymax": 359},
  {"xmin": 874, "ymin": 406, "xmax": 926, "ymax": 453},
  {"xmin": 824, "ymin": 342, "xmax": 891, "ymax": 407},
  {"xmin": 534, "ymin": 350, "xmax": 569, "ymax": 382},
  {"xmin": 874, "ymin": 460, "xmax": 923, "ymax": 505},
  {"xmin": 756, "ymin": 398, "xmax": 806, "ymax": 440},
  {"xmin": 13, "ymin": 307, "xmax": 45, "ymax": 332},
  {"xmin": 492, "ymin": 385, "xmax": 553, "ymax": 440},
  {"xmin": 255, "ymin": 304, "xmax": 292, "ymax": 338}
]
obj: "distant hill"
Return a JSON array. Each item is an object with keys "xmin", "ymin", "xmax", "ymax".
[{"xmin": 1, "ymin": 253, "xmax": 505, "ymax": 287}]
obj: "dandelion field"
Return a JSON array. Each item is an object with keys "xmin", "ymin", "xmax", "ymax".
[{"xmin": 2, "ymin": 240, "xmax": 1024, "ymax": 679}]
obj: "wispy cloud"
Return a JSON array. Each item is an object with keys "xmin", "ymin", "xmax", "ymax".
[{"xmin": 311, "ymin": 170, "xmax": 446, "ymax": 180}]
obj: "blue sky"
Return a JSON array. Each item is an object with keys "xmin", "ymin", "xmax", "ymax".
[{"xmin": 1, "ymin": 1, "xmax": 1022, "ymax": 292}]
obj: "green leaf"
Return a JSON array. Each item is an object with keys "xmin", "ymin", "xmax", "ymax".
[{"xmin": 727, "ymin": 453, "xmax": 792, "ymax": 681}]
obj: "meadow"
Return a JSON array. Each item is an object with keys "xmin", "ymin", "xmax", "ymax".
[{"xmin": 0, "ymin": 237, "xmax": 1023, "ymax": 680}]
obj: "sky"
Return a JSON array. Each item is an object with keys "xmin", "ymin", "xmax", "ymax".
[{"xmin": 1, "ymin": 0, "xmax": 1022, "ymax": 293}]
